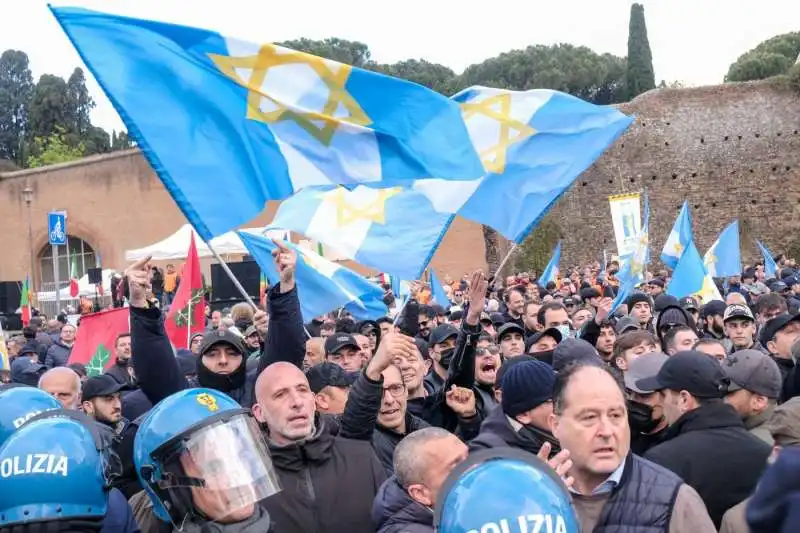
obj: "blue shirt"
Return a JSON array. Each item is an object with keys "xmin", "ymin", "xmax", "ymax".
[{"xmin": 570, "ymin": 459, "xmax": 625, "ymax": 496}]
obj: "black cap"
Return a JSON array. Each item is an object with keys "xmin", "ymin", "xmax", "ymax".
[
  {"xmin": 526, "ymin": 327, "xmax": 563, "ymax": 346},
  {"xmin": 497, "ymin": 322, "xmax": 525, "ymax": 342},
  {"xmin": 490, "ymin": 312, "xmax": 506, "ymax": 326},
  {"xmin": 580, "ymin": 288, "xmax": 600, "ymax": 301},
  {"xmin": 305, "ymin": 362, "xmax": 358, "ymax": 394},
  {"xmin": 563, "ymin": 297, "xmax": 577, "ymax": 306},
  {"xmin": 198, "ymin": 329, "xmax": 246, "ymax": 356},
  {"xmin": 324, "ymin": 333, "xmax": 359, "ymax": 355},
  {"xmin": 429, "ymin": 324, "xmax": 459, "ymax": 346},
  {"xmin": 449, "ymin": 310, "xmax": 464, "ymax": 321},
  {"xmin": 648, "ymin": 278, "xmax": 665, "ymax": 288},
  {"xmin": 635, "ymin": 350, "xmax": 729, "ymax": 398},
  {"xmin": 760, "ymin": 314, "xmax": 800, "ymax": 345},
  {"xmin": 679, "ymin": 296, "xmax": 698, "ymax": 311},
  {"xmin": 81, "ymin": 374, "xmax": 133, "ymax": 402},
  {"xmin": 700, "ymin": 300, "xmax": 726, "ymax": 319}
]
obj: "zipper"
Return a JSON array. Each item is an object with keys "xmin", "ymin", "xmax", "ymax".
[{"xmin": 302, "ymin": 467, "xmax": 318, "ymax": 533}]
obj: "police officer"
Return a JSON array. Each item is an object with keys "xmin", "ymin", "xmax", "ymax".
[
  {"xmin": 0, "ymin": 384, "xmax": 60, "ymax": 447},
  {"xmin": 133, "ymin": 388, "xmax": 280, "ymax": 532},
  {"xmin": 0, "ymin": 409, "xmax": 139, "ymax": 533}
]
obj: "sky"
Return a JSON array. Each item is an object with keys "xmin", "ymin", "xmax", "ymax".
[{"xmin": 3, "ymin": 0, "xmax": 799, "ymax": 134}]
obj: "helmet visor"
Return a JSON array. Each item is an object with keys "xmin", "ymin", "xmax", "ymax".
[{"xmin": 160, "ymin": 413, "xmax": 281, "ymax": 523}]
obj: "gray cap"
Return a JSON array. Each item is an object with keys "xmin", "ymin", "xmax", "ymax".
[
  {"xmin": 552, "ymin": 338, "xmax": 603, "ymax": 372},
  {"xmin": 615, "ymin": 316, "xmax": 640, "ymax": 335},
  {"xmin": 624, "ymin": 352, "xmax": 670, "ymax": 394},
  {"xmin": 722, "ymin": 349, "xmax": 783, "ymax": 399},
  {"xmin": 723, "ymin": 304, "xmax": 755, "ymax": 323}
]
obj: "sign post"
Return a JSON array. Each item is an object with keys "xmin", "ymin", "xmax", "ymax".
[{"xmin": 48, "ymin": 211, "xmax": 67, "ymax": 313}]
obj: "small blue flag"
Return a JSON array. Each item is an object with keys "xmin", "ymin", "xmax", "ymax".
[
  {"xmin": 704, "ymin": 221, "xmax": 741, "ymax": 278},
  {"xmin": 268, "ymin": 186, "xmax": 452, "ymax": 280},
  {"xmin": 661, "ymin": 201, "xmax": 693, "ymax": 269},
  {"xmin": 430, "ymin": 271, "xmax": 451, "ymax": 308},
  {"xmin": 51, "ymin": 7, "xmax": 485, "ymax": 241},
  {"xmin": 755, "ymin": 240, "xmax": 779, "ymax": 278},
  {"xmin": 610, "ymin": 193, "xmax": 649, "ymax": 315},
  {"xmin": 666, "ymin": 242, "xmax": 722, "ymax": 303},
  {"xmin": 538, "ymin": 241, "xmax": 562, "ymax": 288},
  {"xmin": 238, "ymin": 232, "xmax": 387, "ymax": 322}
]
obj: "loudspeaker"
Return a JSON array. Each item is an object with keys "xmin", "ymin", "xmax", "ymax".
[
  {"xmin": 87, "ymin": 268, "xmax": 103, "ymax": 285},
  {"xmin": 209, "ymin": 261, "xmax": 261, "ymax": 301},
  {"xmin": 0, "ymin": 281, "xmax": 22, "ymax": 315}
]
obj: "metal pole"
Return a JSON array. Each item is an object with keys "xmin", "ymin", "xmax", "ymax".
[
  {"xmin": 52, "ymin": 244, "xmax": 61, "ymax": 314},
  {"xmin": 492, "ymin": 243, "xmax": 519, "ymax": 283},
  {"xmin": 26, "ymin": 203, "xmax": 34, "ymax": 291}
]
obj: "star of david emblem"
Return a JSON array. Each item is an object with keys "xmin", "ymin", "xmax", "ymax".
[
  {"xmin": 460, "ymin": 93, "xmax": 536, "ymax": 174},
  {"xmin": 209, "ymin": 44, "xmax": 372, "ymax": 145},
  {"xmin": 320, "ymin": 187, "xmax": 402, "ymax": 227}
]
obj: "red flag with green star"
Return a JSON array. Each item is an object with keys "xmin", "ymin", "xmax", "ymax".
[
  {"xmin": 68, "ymin": 307, "xmax": 130, "ymax": 376},
  {"xmin": 165, "ymin": 232, "xmax": 205, "ymax": 349}
]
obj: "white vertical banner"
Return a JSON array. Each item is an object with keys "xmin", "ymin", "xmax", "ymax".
[{"xmin": 608, "ymin": 193, "xmax": 642, "ymax": 258}]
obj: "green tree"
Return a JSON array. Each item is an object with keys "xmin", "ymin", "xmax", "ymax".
[
  {"xmin": 27, "ymin": 127, "xmax": 85, "ymax": 168},
  {"xmin": 376, "ymin": 59, "xmax": 457, "ymax": 95},
  {"xmin": 625, "ymin": 3, "xmax": 656, "ymax": 100},
  {"xmin": 0, "ymin": 50, "xmax": 34, "ymax": 165},
  {"xmin": 279, "ymin": 38, "xmax": 373, "ymax": 67},
  {"xmin": 28, "ymin": 74, "xmax": 70, "ymax": 140},
  {"xmin": 65, "ymin": 67, "xmax": 94, "ymax": 136},
  {"xmin": 725, "ymin": 32, "xmax": 800, "ymax": 82},
  {"xmin": 111, "ymin": 130, "xmax": 134, "ymax": 150},
  {"xmin": 514, "ymin": 215, "xmax": 562, "ymax": 274}
]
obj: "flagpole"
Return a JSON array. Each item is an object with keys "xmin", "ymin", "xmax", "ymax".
[
  {"xmin": 187, "ymin": 296, "xmax": 192, "ymax": 348},
  {"xmin": 491, "ymin": 243, "xmax": 518, "ymax": 284}
]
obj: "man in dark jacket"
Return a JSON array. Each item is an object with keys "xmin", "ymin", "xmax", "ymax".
[
  {"xmin": 639, "ymin": 350, "xmax": 771, "ymax": 527},
  {"xmin": 44, "ymin": 323, "xmax": 75, "ymax": 368},
  {"xmin": 373, "ymin": 427, "xmax": 468, "ymax": 533},
  {"xmin": 760, "ymin": 313, "xmax": 800, "ymax": 401},
  {"xmin": 470, "ymin": 359, "xmax": 559, "ymax": 455},
  {"xmin": 104, "ymin": 332, "xmax": 136, "ymax": 388}
]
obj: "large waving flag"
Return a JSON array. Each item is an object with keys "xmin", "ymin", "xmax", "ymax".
[
  {"xmin": 661, "ymin": 201, "xmax": 693, "ymax": 269},
  {"xmin": 430, "ymin": 271, "xmax": 451, "ymax": 307},
  {"xmin": 756, "ymin": 240, "xmax": 779, "ymax": 278},
  {"xmin": 69, "ymin": 308, "xmax": 130, "ymax": 376},
  {"xmin": 411, "ymin": 88, "xmax": 632, "ymax": 243},
  {"xmin": 538, "ymin": 242, "xmax": 562, "ymax": 288},
  {"xmin": 704, "ymin": 221, "xmax": 741, "ymax": 278},
  {"xmin": 165, "ymin": 233, "xmax": 206, "ymax": 349},
  {"xmin": 19, "ymin": 277, "xmax": 31, "ymax": 327},
  {"xmin": 239, "ymin": 232, "xmax": 387, "ymax": 322},
  {"xmin": 51, "ymin": 7, "xmax": 484, "ymax": 241},
  {"xmin": 268, "ymin": 186, "xmax": 452, "ymax": 280},
  {"xmin": 666, "ymin": 242, "xmax": 722, "ymax": 304}
]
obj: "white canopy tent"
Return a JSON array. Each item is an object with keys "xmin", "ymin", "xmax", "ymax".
[
  {"xmin": 125, "ymin": 224, "xmax": 290, "ymax": 261},
  {"xmin": 36, "ymin": 269, "xmax": 118, "ymax": 301}
]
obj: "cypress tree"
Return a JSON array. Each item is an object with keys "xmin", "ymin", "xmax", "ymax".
[{"xmin": 626, "ymin": 3, "xmax": 656, "ymax": 100}]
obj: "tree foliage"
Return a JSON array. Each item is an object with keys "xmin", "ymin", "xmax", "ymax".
[
  {"xmin": 27, "ymin": 127, "xmax": 85, "ymax": 168},
  {"xmin": 625, "ymin": 3, "xmax": 656, "ymax": 100},
  {"xmin": 0, "ymin": 50, "xmax": 34, "ymax": 165},
  {"xmin": 514, "ymin": 215, "xmax": 562, "ymax": 274},
  {"xmin": 726, "ymin": 32, "xmax": 800, "ymax": 82},
  {"xmin": 279, "ymin": 38, "xmax": 372, "ymax": 68}
]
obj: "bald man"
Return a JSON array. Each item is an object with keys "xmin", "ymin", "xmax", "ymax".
[
  {"xmin": 253, "ymin": 362, "xmax": 386, "ymax": 533},
  {"xmin": 726, "ymin": 292, "xmax": 748, "ymax": 307},
  {"xmin": 39, "ymin": 367, "xmax": 82, "ymax": 409}
]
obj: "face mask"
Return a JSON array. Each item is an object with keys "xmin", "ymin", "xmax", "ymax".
[
  {"xmin": 438, "ymin": 347, "xmax": 456, "ymax": 369},
  {"xmin": 555, "ymin": 325, "xmax": 573, "ymax": 340},
  {"xmin": 627, "ymin": 399, "xmax": 661, "ymax": 434},
  {"xmin": 533, "ymin": 349, "xmax": 554, "ymax": 366}
]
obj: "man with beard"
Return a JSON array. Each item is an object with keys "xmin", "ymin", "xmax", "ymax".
[
  {"xmin": 417, "ymin": 306, "xmax": 435, "ymax": 341},
  {"xmin": 624, "ymin": 352, "xmax": 670, "ymax": 455},
  {"xmin": 473, "ymin": 343, "xmax": 501, "ymax": 410},
  {"xmin": 699, "ymin": 300, "xmax": 728, "ymax": 343},
  {"xmin": 470, "ymin": 359, "xmax": 560, "ymax": 455},
  {"xmin": 105, "ymin": 333, "xmax": 135, "ymax": 387}
]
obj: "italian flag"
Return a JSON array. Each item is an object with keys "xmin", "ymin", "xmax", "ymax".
[
  {"xmin": 69, "ymin": 307, "xmax": 130, "ymax": 376},
  {"xmin": 69, "ymin": 254, "xmax": 80, "ymax": 298},
  {"xmin": 165, "ymin": 232, "xmax": 206, "ymax": 349},
  {"xmin": 20, "ymin": 277, "xmax": 31, "ymax": 327},
  {"xmin": 259, "ymin": 271, "xmax": 267, "ymax": 307}
]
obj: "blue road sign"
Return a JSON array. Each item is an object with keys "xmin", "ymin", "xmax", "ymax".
[{"xmin": 48, "ymin": 212, "xmax": 67, "ymax": 246}]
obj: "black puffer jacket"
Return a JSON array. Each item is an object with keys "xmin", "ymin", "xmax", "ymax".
[
  {"xmin": 469, "ymin": 405, "xmax": 559, "ymax": 455},
  {"xmin": 644, "ymin": 401, "xmax": 770, "ymax": 527},
  {"xmin": 372, "ymin": 476, "xmax": 434, "ymax": 533}
]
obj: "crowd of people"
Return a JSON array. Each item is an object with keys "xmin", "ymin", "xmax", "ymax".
[{"xmin": 3, "ymin": 245, "xmax": 800, "ymax": 533}]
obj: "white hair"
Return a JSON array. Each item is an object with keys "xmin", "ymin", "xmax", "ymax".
[
  {"xmin": 38, "ymin": 367, "xmax": 82, "ymax": 408},
  {"xmin": 394, "ymin": 427, "xmax": 456, "ymax": 488}
]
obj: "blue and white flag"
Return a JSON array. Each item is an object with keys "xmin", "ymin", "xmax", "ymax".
[
  {"xmin": 411, "ymin": 88, "xmax": 633, "ymax": 243},
  {"xmin": 430, "ymin": 271, "xmax": 451, "ymax": 307},
  {"xmin": 238, "ymin": 232, "xmax": 387, "ymax": 322},
  {"xmin": 756, "ymin": 240, "xmax": 779, "ymax": 278},
  {"xmin": 538, "ymin": 242, "xmax": 562, "ymax": 288},
  {"xmin": 51, "ymin": 7, "xmax": 484, "ymax": 241},
  {"xmin": 704, "ymin": 220, "xmax": 741, "ymax": 278},
  {"xmin": 611, "ymin": 194, "xmax": 649, "ymax": 314},
  {"xmin": 269, "ymin": 186, "xmax": 452, "ymax": 280},
  {"xmin": 661, "ymin": 201, "xmax": 693, "ymax": 269},
  {"xmin": 667, "ymin": 242, "xmax": 721, "ymax": 304}
]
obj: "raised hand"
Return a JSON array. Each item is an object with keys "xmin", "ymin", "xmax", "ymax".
[
  {"xmin": 124, "ymin": 256, "xmax": 152, "ymax": 308},
  {"xmin": 271, "ymin": 239, "xmax": 297, "ymax": 293}
]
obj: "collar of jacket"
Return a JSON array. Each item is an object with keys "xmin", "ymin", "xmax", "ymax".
[
  {"xmin": 266, "ymin": 413, "xmax": 334, "ymax": 472},
  {"xmin": 480, "ymin": 407, "xmax": 558, "ymax": 455},
  {"xmin": 744, "ymin": 403, "xmax": 776, "ymax": 432},
  {"xmin": 379, "ymin": 412, "xmax": 428, "ymax": 438},
  {"xmin": 663, "ymin": 402, "xmax": 745, "ymax": 440},
  {"xmin": 771, "ymin": 355, "xmax": 795, "ymax": 369}
]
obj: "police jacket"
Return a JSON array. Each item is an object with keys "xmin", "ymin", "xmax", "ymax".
[
  {"xmin": 261, "ymin": 414, "xmax": 386, "ymax": 533},
  {"xmin": 645, "ymin": 402, "xmax": 771, "ymax": 527},
  {"xmin": 130, "ymin": 284, "xmax": 305, "ymax": 409},
  {"xmin": 373, "ymin": 476, "xmax": 434, "ymax": 533}
]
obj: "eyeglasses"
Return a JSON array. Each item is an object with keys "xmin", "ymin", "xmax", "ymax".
[{"xmin": 382, "ymin": 383, "xmax": 406, "ymax": 398}]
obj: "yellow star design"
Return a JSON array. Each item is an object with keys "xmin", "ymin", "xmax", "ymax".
[
  {"xmin": 209, "ymin": 44, "xmax": 371, "ymax": 145},
  {"xmin": 320, "ymin": 187, "xmax": 402, "ymax": 227},
  {"xmin": 631, "ymin": 259, "xmax": 644, "ymax": 276},
  {"xmin": 695, "ymin": 276, "xmax": 717, "ymax": 302},
  {"xmin": 460, "ymin": 93, "xmax": 536, "ymax": 174},
  {"xmin": 673, "ymin": 242, "xmax": 684, "ymax": 256},
  {"xmin": 704, "ymin": 252, "xmax": 717, "ymax": 267}
]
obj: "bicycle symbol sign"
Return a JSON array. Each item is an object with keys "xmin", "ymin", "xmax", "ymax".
[{"xmin": 48, "ymin": 212, "xmax": 67, "ymax": 245}]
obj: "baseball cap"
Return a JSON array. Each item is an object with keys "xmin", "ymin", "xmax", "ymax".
[
  {"xmin": 563, "ymin": 297, "xmax": 577, "ymax": 307},
  {"xmin": 552, "ymin": 338, "xmax": 603, "ymax": 372},
  {"xmin": 679, "ymin": 296, "xmax": 698, "ymax": 312},
  {"xmin": 497, "ymin": 322, "xmax": 525, "ymax": 342},
  {"xmin": 479, "ymin": 312, "xmax": 493, "ymax": 325},
  {"xmin": 783, "ymin": 276, "xmax": 800, "ymax": 288},
  {"xmin": 723, "ymin": 304, "xmax": 755, "ymax": 323},
  {"xmin": 648, "ymin": 278, "xmax": 665, "ymax": 288},
  {"xmin": 635, "ymin": 350, "xmax": 729, "ymax": 397},
  {"xmin": 81, "ymin": 374, "xmax": 133, "ymax": 402},
  {"xmin": 244, "ymin": 325, "xmax": 258, "ymax": 337},
  {"xmin": 624, "ymin": 352, "xmax": 670, "ymax": 394},
  {"xmin": 760, "ymin": 313, "xmax": 800, "ymax": 345},
  {"xmin": 766, "ymin": 397, "xmax": 800, "ymax": 446},
  {"xmin": 305, "ymin": 362, "xmax": 358, "ymax": 394},
  {"xmin": 324, "ymin": 333, "xmax": 359, "ymax": 355},
  {"xmin": 449, "ymin": 310, "xmax": 464, "ymax": 322},
  {"xmin": 490, "ymin": 312, "xmax": 506, "ymax": 327},
  {"xmin": 429, "ymin": 324, "xmax": 459, "ymax": 346},
  {"xmin": 700, "ymin": 300, "xmax": 727, "ymax": 319},
  {"xmin": 526, "ymin": 328, "xmax": 563, "ymax": 346},
  {"xmin": 722, "ymin": 349, "xmax": 782, "ymax": 399},
  {"xmin": 198, "ymin": 330, "xmax": 246, "ymax": 357},
  {"xmin": 615, "ymin": 316, "xmax": 640, "ymax": 335}
]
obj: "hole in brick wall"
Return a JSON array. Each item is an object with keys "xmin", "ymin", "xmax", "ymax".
[
  {"xmin": 644, "ymin": 142, "xmax": 648, "ymax": 147},
  {"xmin": 738, "ymin": 135, "xmax": 743, "ymax": 140},
  {"xmin": 755, "ymin": 133, "xmax": 760, "ymax": 138},
  {"xmin": 750, "ymin": 169, "xmax": 755, "ymax": 173},
  {"xmin": 693, "ymin": 204, "xmax": 700, "ymax": 210},
  {"xmin": 691, "ymin": 172, "xmax": 697, "ymax": 177},
  {"xmin": 777, "ymin": 132, "xmax": 782, "ymax": 137},
  {"xmin": 676, "ymin": 205, "xmax": 682, "ymax": 211},
  {"xmin": 666, "ymin": 122, "xmax": 671, "ymax": 126},
  {"xmin": 665, "ymin": 141, "xmax": 670, "ymax": 146},
  {"xmin": 787, "ymin": 166, "xmax": 792, "ymax": 171},
  {"xmin": 709, "ymin": 171, "xmax": 714, "ymax": 176},
  {"xmin": 700, "ymin": 137, "xmax": 705, "ymax": 143},
  {"xmin": 581, "ymin": 182, "xmax": 588, "ymax": 186},
  {"xmin": 772, "ymin": 166, "xmax": 778, "ymax": 172},
  {"xmin": 773, "ymin": 199, "xmax": 777, "ymax": 203},
  {"xmin": 608, "ymin": 179, "xmax": 613, "ymax": 184},
  {"xmin": 672, "ymin": 173, "xmax": 678, "ymax": 179},
  {"xmin": 642, "ymin": 122, "xmax": 646, "ymax": 127},
  {"xmin": 620, "ymin": 143, "xmax": 625, "ymax": 148},
  {"xmin": 602, "ymin": 238, "xmax": 608, "ymax": 245},
  {"xmin": 651, "ymin": 175, "xmax": 657, "ymax": 180},
  {"xmin": 795, "ymin": 130, "xmax": 799, "ymax": 135},
  {"xmin": 751, "ymin": 199, "xmax": 758, "ymax": 205},
  {"xmin": 630, "ymin": 177, "xmax": 635, "ymax": 183},
  {"xmin": 730, "ymin": 169, "xmax": 736, "ymax": 175},
  {"xmin": 711, "ymin": 202, "xmax": 717, "ymax": 207},
  {"xmin": 724, "ymin": 136, "xmax": 729, "ymax": 141}
]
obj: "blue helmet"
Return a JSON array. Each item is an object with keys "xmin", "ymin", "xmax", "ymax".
[
  {"xmin": 0, "ymin": 385, "xmax": 61, "ymax": 447},
  {"xmin": 0, "ymin": 413, "xmax": 109, "ymax": 526},
  {"xmin": 134, "ymin": 388, "xmax": 281, "ymax": 525},
  {"xmin": 435, "ymin": 448, "xmax": 580, "ymax": 533}
]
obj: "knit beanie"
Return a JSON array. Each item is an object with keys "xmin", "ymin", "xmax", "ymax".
[
  {"xmin": 625, "ymin": 292, "xmax": 651, "ymax": 310},
  {"xmin": 501, "ymin": 359, "xmax": 556, "ymax": 417}
]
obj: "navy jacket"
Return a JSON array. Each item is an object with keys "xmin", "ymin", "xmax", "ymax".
[
  {"xmin": 102, "ymin": 488, "xmax": 140, "ymax": 533},
  {"xmin": 44, "ymin": 340, "xmax": 72, "ymax": 368},
  {"xmin": 372, "ymin": 476, "xmax": 434, "ymax": 533},
  {"xmin": 747, "ymin": 446, "xmax": 800, "ymax": 533}
]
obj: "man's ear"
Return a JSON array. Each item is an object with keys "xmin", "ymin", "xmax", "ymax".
[{"xmin": 407, "ymin": 483, "xmax": 433, "ymax": 507}]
